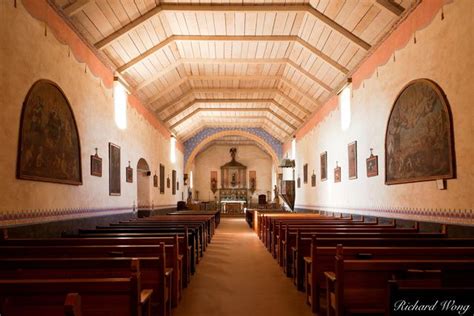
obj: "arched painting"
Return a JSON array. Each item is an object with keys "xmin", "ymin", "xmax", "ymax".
[
  {"xmin": 17, "ymin": 80, "xmax": 82, "ymax": 185},
  {"xmin": 385, "ymin": 79, "xmax": 455, "ymax": 185}
]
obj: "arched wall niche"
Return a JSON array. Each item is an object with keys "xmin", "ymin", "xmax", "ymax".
[
  {"xmin": 385, "ymin": 78, "xmax": 456, "ymax": 185},
  {"xmin": 136, "ymin": 158, "xmax": 151, "ymax": 208}
]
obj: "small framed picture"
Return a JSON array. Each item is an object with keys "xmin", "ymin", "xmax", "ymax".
[
  {"xmin": 153, "ymin": 174, "xmax": 158, "ymax": 187},
  {"xmin": 334, "ymin": 163, "xmax": 341, "ymax": 183},
  {"xmin": 126, "ymin": 162, "xmax": 133, "ymax": 183},
  {"xmin": 90, "ymin": 148, "xmax": 102, "ymax": 177},
  {"xmin": 311, "ymin": 171, "xmax": 316, "ymax": 187},
  {"xmin": 366, "ymin": 149, "xmax": 379, "ymax": 177},
  {"xmin": 320, "ymin": 151, "xmax": 327, "ymax": 181},
  {"xmin": 348, "ymin": 141, "xmax": 357, "ymax": 180}
]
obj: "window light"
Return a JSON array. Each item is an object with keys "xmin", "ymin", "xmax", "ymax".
[
  {"xmin": 340, "ymin": 81, "xmax": 352, "ymax": 131},
  {"xmin": 291, "ymin": 136, "xmax": 296, "ymax": 160},
  {"xmin": 190, "ymin": 171, "xmax": 193, "ymax": 189},
  {"xmin": 113, "ymin": 79, "xmax": 127, "ymax": 130},
  {"xmin": 170, "ymin": 135, "xmax": 176, "ymax": 164}
]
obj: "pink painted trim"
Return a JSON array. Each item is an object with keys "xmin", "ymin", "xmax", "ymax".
[
  {"xmin": 21, "ymin": 0, "xmax": 183, "ymax": 152},
  {"xmin": 294, "ymin": 0, "xmax": 450, "ymax": 140}
]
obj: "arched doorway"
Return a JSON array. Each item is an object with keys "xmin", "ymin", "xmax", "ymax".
[{"xmin": 137, "ymin": 158, "xmax": 151, "ymax": 208}]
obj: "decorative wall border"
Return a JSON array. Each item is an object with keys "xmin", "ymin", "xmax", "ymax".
[
  {"xmin": 295, "ymin": 204, "xmax": 474, "ymax": 227},
  {"xmin": 18, "ymin": 0, "xmax": 183, "ymax": 151},
  {"xmin": 292, "ymin": 0, "xmax": 453, "ymax": 142},
  {"xmin": 183, "ymin": 127, "xmax": 283, "ymax": 169},
  {"xmin": 0, "ymin": 206, "xmax": 134, "ymax": 228}
]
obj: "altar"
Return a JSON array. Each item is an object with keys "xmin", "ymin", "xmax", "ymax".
[
  {"xmin": 221, "ymin": 201, "xmax": 246, "ymax": 214},
  {"xmin": 218, "ymin": 148, "xmax": 249, "ymax": 214}
]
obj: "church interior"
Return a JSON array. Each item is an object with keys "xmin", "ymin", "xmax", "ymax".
[{"xmin": 1, "ymin": 0, "xmax": 473, "ymax": 315}]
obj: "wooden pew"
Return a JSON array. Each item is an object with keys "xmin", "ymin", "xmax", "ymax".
[
  {"xmin": 283, "ymin": 230, "xmax": 445, "ymax": 278},
  {"xmin": 0, "ymin": 235, "xmax": 193, "ymax": 285},
  {"xmin": 268, "ymin": 218, "xmax": 381, "ymax": 254},
  {"xmin": 78, "ymin": 226, "xmax": 204, "ymax": 259},
  {"xmin": 307, "ymin": 242, "xmax": 474, "ymax": 314},
  {"xmin": 0, "ymin": 259, "xmax": 154, "ymax": 316},
  {"xmin": 325, "ymin": 256, "xmax": 474, "ymax": 316},
  {"xmin": 0, "ymin": 292, "xmax": 82, "ymax": 316},
  {"xmin": 63, "ymin": 229, "xmax": 201, "ymax": 266},
  {"xmin": 0, "ymin": 242, "xmax": 182, "ymax": 309},
  {"xmin": 0, "ymin": 256, "xmax": 166, "ymax": 316}
]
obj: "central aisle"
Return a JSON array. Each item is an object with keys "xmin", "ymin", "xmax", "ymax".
[{"xmin": 174, "ymin": 218, "xmax": 312, "ymax": 316}]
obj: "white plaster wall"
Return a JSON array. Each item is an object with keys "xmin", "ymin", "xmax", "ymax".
[
  {"xmin": 294, "ymin": 1, "xmax": 474, "ymax": 212},
  {"xmin": 0, "ymin": 2, "xmax": 183, "ymax": 215},
  {"xmin": 191, "ymin": 145, "xmax": 273, "ymax": 202}
]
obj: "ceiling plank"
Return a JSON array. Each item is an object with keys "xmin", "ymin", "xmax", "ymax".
[
  {"xmin": 275, "ymin": 91, "xmax": 312, "ymax": 116},
  {"xmin": 63, "ymin": 0, "xmax": 91, "ymax": 16},
  {"xmin": 162, "ymin": 99, "xmax": 304, "ymax": 124},
  {"xmin": 171, "ymin": 111, "xmax": 292, "ymax": 135},
  {"xmin": 117, "ymin": 36, "xmax": 174, "ymax": 73},
  {"xmin": 147, "ymin": 74, "xmax": 281, "ymax": 104},
  {"xmin": 295, "ymin": 37, "xmax": 349, "ymax": 74},
  {"xmin": 305, "ymin": 5, "xmax": 371, "ymax": 51},
  {"xmin": 286, "ymin": 60, "xmax": 332, "ymax": 92},
  {"xmin": 93, "ymin": 4, "xmax": 370, "ymax": 52},
  {"xmin": 117, "ymin": 35, "xmax": 348, "ymax": 75},
  {"xmin": 95, "ymin": 6, "xmax": 163, "ymax": 50},
  {"xmin": 375, "ymin": 0, "xmax": 405, "ymax": 16}
]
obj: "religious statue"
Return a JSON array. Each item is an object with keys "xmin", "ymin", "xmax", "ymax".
[
  {"xmin": 230, "ymin": 147, "xmax": 237, "ymax": 161},
  {"xmin": 273, "ymin": 185, "xmax": 280, "ymax": 204}
]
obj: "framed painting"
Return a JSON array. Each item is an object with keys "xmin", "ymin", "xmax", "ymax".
[
  {"xmin": 177, "ymin": 181, "xmax": 180, "ymax": 191},
  {"xmin": 320, "ymin": 152, "xmax": 327, "ymax": 181},
  {"xmin": 303, "ymin": 164, "xmax": 308, "ymax": 184},
  {"xmin": 109, "ymin": 143, "xmax": 121, "ymax": 196},
  {"xmin": 17, "ymin": 80, "xmax": 82, "ymax": 185},
  {"xmin": 297, "ymin": 176, "xmax": 301, "ymax": 188},
  {"xmin": 126, "ymin": 162, "xmax": 133, "ymax": 183},
  {"xmin": 367, "ymin": 149, "xmax": 379, "ymax": 178},
  {"xmin": 167, "ymin": 176, "xmax": 171, "ymax": 189},
  {"xmin": 385, "ymin": 79, "xmax": 455, "ymax": 184},
  {"xmin": 334, "ymin": 163, "xmax": 341, "ymax": 183},
  {"xmin": 183, "ymin": 174, "xmax": 188, "ymax": 186},
  {"xmin": 153, "ymin": 173, "xmax": 158, "ymax": 187},
  {"xmin": 90, "ymin": 148, "xmax": 102, "ymax": 177},
  {"xmin": 348, "ymin": 141, "xmax": 357, "ymax": 180},
  {"xmin": 159, "ymin": 164, "xmax": 165, "ymax": 194},
  {"xmin": 311, "ymin": 171, "xmax": 316, "ymax": 187},
  {"xmin": 172, "ymin": 170, "xmax": 176, "ymax": 195}
]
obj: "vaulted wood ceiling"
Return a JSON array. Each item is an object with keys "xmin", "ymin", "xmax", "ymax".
[{"xmin": 54, "ymin": 0, "xmax": 417, "ymax": 142}]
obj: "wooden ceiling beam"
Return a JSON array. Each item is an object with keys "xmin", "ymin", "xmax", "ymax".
[
  {"xmin": 172, "ymin": 113, "xmax": 291, "ymax": 135},
  {"xmin": 375, "ymin": 0, "xmax": 405, "ymax": 16},
  {"xmin": 305, "ymin": 6, "xmax": 371, "ymax": 51},
  {"xmin": 155, "ymin": 88, "xmax": 311, "ymax": 119},
  {"xmin": 169, "ymin": 107, "xmax": 297, "ymax": 130},
  {"xmin": 117, "ymin": 36, "xmax": 174, "ymax": 73},
  {"xmin": 275, "ymin": 91, "xmax": 312, "ymax": 116},
  {"xmin": 117, "ymin": 35, "xmax": 348, "ymax": 75},
  {"xmin": 147, "ymin": 74, "xmax": 281, "ymax": 105},
  {"xmin": 95, "ymin": 6, "xmax": 163, "ymax": 50},
  {"xmin": 136, "ymin": 58, "xmax": 288, "ymax": 91},
  {"xmin": 162, "ymin": 99, "xmax": 303, "ymax": 124},
  {"xmin": 286, "ymin": 60, "xmax": 332, "ymax": 92},
  {"xmin": 63, "ymin": 0, "xmax": 91, "ymax": 16},
  {"xmin": 93, "ymin": 4, "xmax": 369, "ymax": 52}
]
